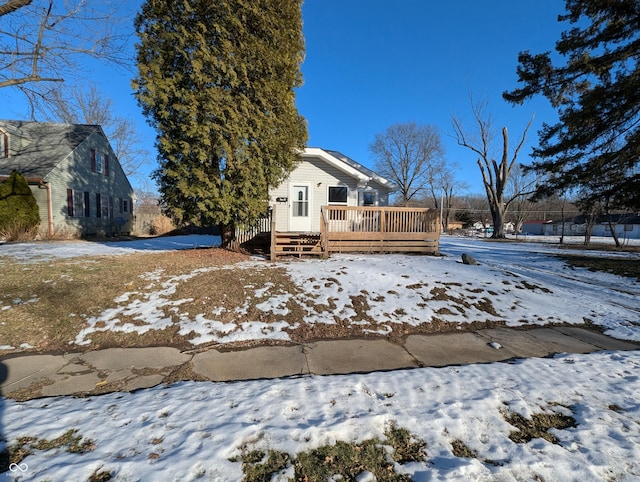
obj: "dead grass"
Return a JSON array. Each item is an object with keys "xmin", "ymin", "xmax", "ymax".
[
  {"xmin": 502, "ymin": 405, "xmax": 577, "ymax": 444},
  {"xmin": 1, "ymin": 243, "xmax": 629, "ymax": 355},
  {"xmin": 0, "ymin": 429, "xmax": 94, "ymax": 472},
  {"xmin": 0, "ymin": 248, "xmax": 251, "ymax": 353},
  {"xmin": 232, "ymin": 424, "xmax": 426, "ymax": 482},
  {"xmin": 558, "ymin": 254, "xmax": 640, "ymax": 281}
]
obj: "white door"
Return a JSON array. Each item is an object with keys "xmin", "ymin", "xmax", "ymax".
[{"xmin": 290, "ymin": 184, "xmax": 312, "ymax": 231}]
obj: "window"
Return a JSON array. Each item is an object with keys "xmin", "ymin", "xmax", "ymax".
[
  {"xmin": 0, "ymin": 131, "xmax": 8, "ymax": 157},
  {"xmin": 624, "ymin": 224, "xmax": 633, "ymax": 232},
  {"xmin": 95, "ymin": 153, "xmax": 103, "ymax": 173},
  {"xmin": 328, "ymin": 186, "xmax": 348, "ymax": 204},
  {"xmin": 74, "ymin": 191, "xmax": 84, "ymax": 218},
  {"xmin": 292, "ymin": 186, "xmax": 309, "ymax": 217},
  {"xmin": 96, "ymin": 193, "xmax": 101, "ymax": 218},
  {"xmin": 109, "ymin": 196, "xmax": 114, "ymax": 219},
  {"xmin": 359, "ymin": 191, "xmax": 377, "ymax": 206},
  {"xmin": 104, "ymin": 154, "xmax": 109, "ymax": 176}
]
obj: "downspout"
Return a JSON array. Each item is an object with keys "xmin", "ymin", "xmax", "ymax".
[{"xmin": 39, "ymin": 180, "xmax": 54, "ymax": 237}]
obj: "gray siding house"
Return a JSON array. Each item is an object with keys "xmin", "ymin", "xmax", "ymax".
[
  {"xmin": 270, "ymin": 147, "xmax": 396, "ymax": 232},
  {"xmin": 0, "ymin": 120, "xmax": 134, "ymax": 237}
]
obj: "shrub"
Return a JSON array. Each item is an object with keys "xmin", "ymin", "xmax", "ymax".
[{"xmin": 0, "ymin": 170, "xmax": 40, "ymax": 238}]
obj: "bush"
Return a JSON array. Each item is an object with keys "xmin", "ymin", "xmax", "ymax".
[{"xmin": 0, "ymin": 171, "xmax": 40, "ymax": 238}]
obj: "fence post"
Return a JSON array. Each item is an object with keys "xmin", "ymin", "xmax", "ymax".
[{"xmin": 270, "ymin": 207, "xmax": 276, "ymax": 261}]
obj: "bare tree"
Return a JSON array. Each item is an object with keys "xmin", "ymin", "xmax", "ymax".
[
  {"xmin": 369, "ymin": 122, "xmax": 444, "ymax": 206},
  {"xmin": 38, "ymin": 85, "xmax": 149, "ymax": 177},
  {"xmin": 0, "ymin": 0, "xmax": 129, "ymax": 110},
  {"xmin": 427, "ymin": 162, "xmax": 468, "ymax": 232},
  {"xmin": 452, "ymin": 99, "xmax": 534, "ymax": 238},
  {"xmin": 505, "ymin": 163, "xmax": 539, "ymax": 234}
]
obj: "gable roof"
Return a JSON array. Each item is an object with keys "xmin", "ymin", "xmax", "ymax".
[
  {"xmin": 303, "ymin": 147, "xmax": 396, "ymax": 190},
  {"xmin": 0, "ymin": 120, "xmax": 102, "ymax": 178}
]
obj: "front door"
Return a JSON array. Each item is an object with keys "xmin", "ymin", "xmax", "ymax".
[{"xmin": 290, "ymin": 184, "xmax": 312, "ymax": 231}]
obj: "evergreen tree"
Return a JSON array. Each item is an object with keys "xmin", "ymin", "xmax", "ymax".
[
  {"xmin": 133, "ymin": 0, "xmax": 307, "ymax": 245},
  {"xmin": 503, "ymin": 0, "xmax": 640, "ymax": 210},
  {"xmin": 0, "ymin": 170, "xmax": 40, "ymax": 232}
]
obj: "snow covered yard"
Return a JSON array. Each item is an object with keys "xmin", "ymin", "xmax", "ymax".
[
  {"xmin": 1, "ymin": 234, "xmax": 639, "ymax": 480},
  {"xmin": 1, "ymin": 234, "xmax": 639, "ymax": 352}
]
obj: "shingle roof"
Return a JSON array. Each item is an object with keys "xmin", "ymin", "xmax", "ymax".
[
  {"xmin": 0, "ymin": 120, "xmax": 100, "ymax": 178},
  {"xmin": 322, "ymin": 149, "xmax": 396, "ymax": 189}
]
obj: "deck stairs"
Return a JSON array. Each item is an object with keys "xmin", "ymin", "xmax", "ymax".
[{"xmin": 271, "ymin": 232, "xmax": 324, "ymax": 259}]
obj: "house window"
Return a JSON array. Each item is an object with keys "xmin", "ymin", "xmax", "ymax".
[
  {"xmin": 122, "ymin": 199, "xmax": 128, "ymax": 213},
  {"xmin": 624, "ymin": 224, "xmax": 632, "ymax": 232},
  {"xmin": 104, "ymin": 154, "xmax": 109, "ymax": 176},
  {"xmin": 359, "ymin": 191, "xmax": 378, "ymax": 206},
  {"xmin": 95, "ymin": 153, "xmax": 103, "ymax": 173},
  {"xmin": 96, "ymin": 194, "xmax": 109, "ymax": 218},
  {"xmin": 0, "ymin": 131, "xmax": 8, "ymax": 157},
  {"xmin": 328, "ymin": 186, "xmax": 348, "ymax": 204},
  {"xmin": 74, "ymin": 191, "xmax": 84, "ymax": 218}
]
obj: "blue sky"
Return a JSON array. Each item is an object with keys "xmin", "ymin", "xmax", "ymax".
[{"xmin": 4, "ymin": 0, "xmax": 567, "ymax": 194}]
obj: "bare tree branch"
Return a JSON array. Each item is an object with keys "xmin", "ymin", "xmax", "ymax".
[{"xmin": 0, "ymin": 0, "xmax": 131, "ymax": 109}]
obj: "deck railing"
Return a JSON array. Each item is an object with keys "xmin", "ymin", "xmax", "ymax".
[
  {"xmin": 321, "ymin": 206, "xmax": 439, "ymax": 233},
  {"xmin": 320, "ymin": 206, "xmax": 439, "ymax": 254}
]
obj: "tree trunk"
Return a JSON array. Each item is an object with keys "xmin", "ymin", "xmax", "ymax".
[
  {"xmin": 219, "ymin": 222, "xmax": 236, "ymax": 250},
  {"xmin": 490, "ymin": 203, "xmax": 506, "ymax": 238},
  {"xmin": 607, "ymin": 217, "xmax": 621, "ymax": 248}
]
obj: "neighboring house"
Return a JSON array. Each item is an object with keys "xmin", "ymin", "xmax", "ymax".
[
  {"xmin": 269, "ymin": 147, "xmax": 396, "ymax": 232},
  {"xmin": 546, "ymin": 214, "xmax": 640, "ymax": 240},
  {"xmin": 521, "ymin": 219, "xmax": 553, "ymax": 235},
  {"xmin": 0, "ymin": 120, "xmax": 134, "ymax": 238}
]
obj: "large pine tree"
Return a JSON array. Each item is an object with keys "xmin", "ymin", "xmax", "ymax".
[
  {"xmin": 503, "ymin": 0, "xmax": 640, "ymax": 210},
  {"xmin": 133, "ymin": 0, "xmax": 307, "ymax": 244}
]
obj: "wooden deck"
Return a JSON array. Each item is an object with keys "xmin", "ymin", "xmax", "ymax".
[{"xmin": 270, "ymin": 206, "xmax": 439, "ymax": 260}]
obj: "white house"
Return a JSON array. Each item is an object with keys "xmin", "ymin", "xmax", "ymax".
[{"xmin": 269, "ymin": 148, "xmax": 396, "ymax": 232}]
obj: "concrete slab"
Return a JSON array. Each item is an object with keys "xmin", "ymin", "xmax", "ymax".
[
  {"xmin": 527, "ymin": 328, "xmax": 601, "ymax": 354},
  {"xmin": 80, "ymin": 347, "xmax": 191, "ymax": 370},
  {"xmin": 305, "ymin": 339, "xmax": 417, "ymax": 375},
  {"xmin": 123, "ymin": 374, "xmax": 165, "ymax": 392},
  {"xmin": 41, "ymin": 372, "xmax": 103, "ymax": 397},
  {"xmin": 0, "ymin": 355, "xmax": 67, "ymax": 393},
  {"xmin": 553, "ymin": 327, "xmax": 640, "ymax": 351},
  {"xmin": 474, "ymin": 328, "xmax": 562, "ymax": 358},
  {"xmin": 405, "ymin": 332, "xmax": 512, "ymax": 366},
  {"xmin": 192, "ymin": 345, "xmax": 307, "ymax": 381}
]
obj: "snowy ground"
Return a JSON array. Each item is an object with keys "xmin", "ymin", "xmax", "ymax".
[
  {"xmin": 2, "ymin": 352, "xmax": 639, "ymax": 481},
  {"xmin": 2, "ymin": 234, "xmax": 639, "ymax": 349},
  {"xmin": 1, "ymin": 235, "xmax": 639, "ymax": 480}
]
